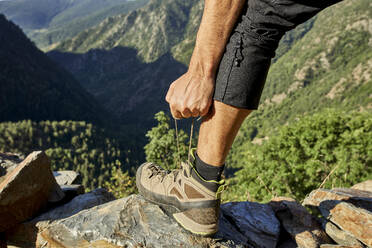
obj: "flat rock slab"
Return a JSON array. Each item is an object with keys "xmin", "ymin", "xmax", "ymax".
[
  {"xmin": 37, "ymin": 195, "xmax": 214, "ymax": 248},
  {"xmin": 269, "ymin": 197, "xmax": 331, "ymax": 248},
  {"xmin": 0, "ymin": 151, "xmax": 63, "ymax": 232},
  {"xmin": 53, "ymin": 171, "xmax": 81, "ymax": 185},
  {"xmin": 320, "ymin": 218, "xmax": 363, "ymax": 247},
  {"xmin": 352, "ymin": 180, "xmax": 372, "ymax": 192},
  {"xmin": 6, "ymin": 188, "xmax": 115, "ymax": 247},
  {"xmin": 303, "ymin": 188, "xmax": 372, "ymax": 212},
  {"xmin": 35, "ymin": 195, "xmax": 279, "ymax": 248},
  {"xmin": 318, "ymin": 201, "xmax": 372, "ymax": 247},
  {"xmin": 218, "ymin": 201, "xmax": 280, "ymax": 248}
]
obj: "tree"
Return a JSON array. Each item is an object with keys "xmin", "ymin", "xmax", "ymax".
[
  {"xmin": 144, "ymin": 111, "xmax": 190, "ymax": 170},
  {"xmin": 104, "ymin": 162, "xmax": 137, "ymax": 198}
]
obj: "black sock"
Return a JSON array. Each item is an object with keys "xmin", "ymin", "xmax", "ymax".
[{"xmin": 194, "ymin": 152, "xmax": 224, "ymax": 181}]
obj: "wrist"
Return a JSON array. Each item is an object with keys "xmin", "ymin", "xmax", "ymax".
[{"xmin": 188, "ymin": 46, "xmax": 219, "ymax": 80}]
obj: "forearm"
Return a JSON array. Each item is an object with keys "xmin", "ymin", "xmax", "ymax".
[{"xmin": 189, "ymin": 0, "xmax": 246, "ymax": 79}]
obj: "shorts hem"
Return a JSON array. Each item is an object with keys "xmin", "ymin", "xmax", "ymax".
[{"xmin": 213, "ymin": 97, "xmax": 259, "ymax": 110}]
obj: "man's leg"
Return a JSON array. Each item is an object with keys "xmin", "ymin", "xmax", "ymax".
[
  {"xmin": 197, "ymin": 101, "xmax": 251, "ymax": 167},
  {"xmin": 137, "ymin": 0, "xmax": 344, "ymax": 236}
]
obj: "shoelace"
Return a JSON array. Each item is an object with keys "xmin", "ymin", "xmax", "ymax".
[
  {"xmin": 148, "ymin": 164, "xmax": 167, "ymax": 178},
  {"xmin": 149, "ymin": 162, "xmax": 180, "ymax": 182},
  {"xmin": 174, "ymin": 117, "xmax": 196, "ymax": 168}
]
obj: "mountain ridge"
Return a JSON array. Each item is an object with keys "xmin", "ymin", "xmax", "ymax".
[
  {"xmin": 0, "ymin": 0, "xmax": 148, "ymax": 49},
  {"xmin": 0, "ymin": 14, "xmax": 111, "ymax": 124}
]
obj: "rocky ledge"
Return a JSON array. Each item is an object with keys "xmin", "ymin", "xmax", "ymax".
[{"xmin": 0, "ymin": 151, "xmax": 371, "ymax": 248}]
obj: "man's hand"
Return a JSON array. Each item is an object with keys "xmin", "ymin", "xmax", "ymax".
[
  {"xmin": 165, "ymin": 0, "xmax": 245, "ymax": 119},
  {"xmin": 165, "ymin": 71, "xmax": 214, "ymax": 119}
]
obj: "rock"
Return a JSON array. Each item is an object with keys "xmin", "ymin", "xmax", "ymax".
[
  {"xmin": 303, "ymin": 188, "xmax": 372, "ymax": 212},
  {"xmin": 34, "ymin": 195, "xmax": 279, "ymax": 248},
  {"xmin": 352, "ymin": 180, "xmax": 372, "ymax": 192},
  {"xmin": 0, "ymin": 151, "xmax": 64, "ymax": 232},
  {"xmin": 269, "ymin": 197, "xmax": 332, "ymax": 248},
  {"xmin": 37, "ymin": 195, "xmax": 211, "ymax": 247},
  {"xmin": 318, "ymin": 201, "xmax": 372, "ymax": 247},
  {"xmin": 320, "ymin": 218, "xmax": 363, "ymax": 247},
  {"xmin": 320, "ymin": 245, "xmax": 362, "ymax": 248},
  {"xmin": 277, "ymin": 238, "xmax": 298, "ymax": 248},
  {"xmin": 60, "ymin": 184, "xmax": 85, "ymax": 198},
  {"xmin": 218, "ymin": 201, "xmax": 280, "ymax": 248},
  {"xmin": 53, "ymin": 170, "xmax": 81, "ymax": 185},
  {"xmin": 6, "ymin": 188, "xmax": 115, "ymax": 247},
  {"xmin": 0, "ymin": 152, "xmax": 23, "ymax": 184}
]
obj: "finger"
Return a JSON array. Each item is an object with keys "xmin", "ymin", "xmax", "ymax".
[
  {"xmin": 165, "ymin": 87, "xmax": 173, "ymax": 103},
  {"xmin": 191, "ymin": 108, "xmax": 200, "ymax": 117},
  {"xmin": 170, "ymin": 105, "xmax": 182, "ymax": 119},
  {"xmin": 181, "ymin": 108, "xmax": 192, "ymax": 119}
]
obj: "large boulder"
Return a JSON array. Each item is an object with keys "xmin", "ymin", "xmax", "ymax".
[
  {"xmin": 6, "ymin": 188, "xmax": 115, "ymax": 247},
  {"xmin": 351, "ymin": 180, "xmax": 372, "ymax": 192},
  {"xmin": 0, "ymin": 151, "xmax": 64, "ymax": 232},
  {"xmin": 33, "ymin": 195, "xmax": 281, "ymax": 248},
  {"xmin": 269, "ymin": 197, "xmax": 331, "ymax": 248},
  {"xmin": 304, "ymin": 188, "xmax": 372, "ymax": 247}
]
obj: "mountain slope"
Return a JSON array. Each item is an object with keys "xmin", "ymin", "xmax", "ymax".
[
  {"xmin": 48, "ymin": 48, "xmax": 187, "ymax": 126},
  {"xmin": 54, "ymin": 0, "xmax": 315, "ymax": 65},
  {"xmin": 55, "ymin": 0, "xmax": 200, "ymax": 62},
  {"xmin": 0, "ymin": 0, "xmax": 72, "ymax": 29},
  {"xmin": 0, "ymin": 14, "xmax": 109, "ymax": 124},
  {"xmin": 229, "ymin": 0, "xmax": 372, "ymax": 167},
  {"xmin": 0, "ymin": 0, "xmax": 148, "ymax": 49}
]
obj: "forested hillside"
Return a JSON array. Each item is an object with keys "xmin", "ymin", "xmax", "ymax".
[
  {"xmin": 0, "ymin": 0, "xmax": 148, "ymax": 49},
  {"xmin": 224, "ymin": 110, "xmax": 371, "ymax": 202},
  {"xmin": 48, "ymin": 48, "xmax": 187, "ymax": 126},
  {"xmin": 0, "ymin": 120, "xmax": 133, "ymax": 190},
  {"xmin": 54, "ymin": 0, "xmax": 201, "ymax": 63}
]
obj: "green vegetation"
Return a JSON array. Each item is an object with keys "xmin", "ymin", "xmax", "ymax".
[
  {"xmin": 104, "ymin": 165, "xmax": 137, "ymax": 198},
  {"xmin": 55, "ymin": 0, "xmax": 200, "ymax": 63},
  {"xmin": 29, "ymin": 0, "xmax": 149, "ymax": 49},
  {"xmin": 0, "ymin": 0, "xmax": 148, "ymax": 49},
  {"xmin": 0, "ymin": 120, "xmax": 132, "ymax": 191},
  {"xmin": 231, "ymin": 0, "xmax": 372, "ymax": 152},
  {"xmin": 144, "ymin": 111, "xmax": 193, "ymax": 170},
  {"xmin": 224, "ymin": 110, "xmax": 372, "ymax": 203}
]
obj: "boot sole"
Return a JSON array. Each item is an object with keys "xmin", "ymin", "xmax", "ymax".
[{"xmin": 136, "ymin": 163, "xmax": 218, "ymax": 236}]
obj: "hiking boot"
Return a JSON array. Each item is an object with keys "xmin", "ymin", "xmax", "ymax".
[{"xmin": 136, "ymin": 157, "xmax": 225, "ymax": 236}]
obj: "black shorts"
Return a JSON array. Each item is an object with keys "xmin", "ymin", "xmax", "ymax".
[{"xmin": 214, "ymin": 0, "xmax": 343, "ymax": 109}]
